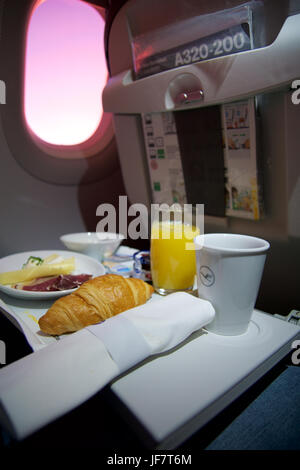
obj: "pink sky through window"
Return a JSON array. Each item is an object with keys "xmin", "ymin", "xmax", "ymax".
[{"xmin": 24, "ymin": 0, "xmax": 107, "ymax": 146}]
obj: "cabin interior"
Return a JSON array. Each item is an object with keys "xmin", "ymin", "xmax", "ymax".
[{"xmin": 0, "ymin": 0, "xmax": 299, "ymax": 454}]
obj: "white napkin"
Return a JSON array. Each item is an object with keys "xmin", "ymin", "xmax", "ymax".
[{"xmin": 0, "ymin": 292, "xmax": 215, "ymax": 440}]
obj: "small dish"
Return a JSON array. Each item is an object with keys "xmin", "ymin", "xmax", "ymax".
[
  {"xmin": 60, "ymin": 232, "xmax": 125, "ymax": 261},
  {"xmin": 0, "ymin": 250, "xmax": 105, "ymax": 300}
]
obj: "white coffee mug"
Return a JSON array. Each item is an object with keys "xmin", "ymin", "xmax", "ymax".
[{"xmin": 194, "ymin": 233, "xmax": 270, "ymax": 336}]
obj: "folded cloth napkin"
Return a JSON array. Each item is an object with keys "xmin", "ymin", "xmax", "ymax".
[{"xmin": 0, "ymin": 292, "xmax": 215, "ymax": 441}]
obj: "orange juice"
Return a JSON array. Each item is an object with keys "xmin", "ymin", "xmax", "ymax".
[{"xmin": 150, "ymin": 221, "xmax": 200, "ymax": 292}]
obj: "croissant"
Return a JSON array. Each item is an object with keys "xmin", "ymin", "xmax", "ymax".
[{"xmin": 39, "ymin": 274, "xmax": 154, "ymax": 335}]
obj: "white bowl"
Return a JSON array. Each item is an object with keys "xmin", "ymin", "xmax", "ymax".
[{"xmin": 60, "ymin": 232, "xmax": 125, "ymax": 261}]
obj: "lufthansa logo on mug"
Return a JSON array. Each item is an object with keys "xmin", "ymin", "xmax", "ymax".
[{"xmin": 199, "ymin": 265, "xmax": 215, "ymax": 287}]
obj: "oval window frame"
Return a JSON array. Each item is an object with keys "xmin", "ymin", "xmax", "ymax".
[{"xmin": 0, "ymin": 0, "xmax": 118, "ymax": 185}]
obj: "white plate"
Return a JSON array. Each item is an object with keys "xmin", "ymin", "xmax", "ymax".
[{"xmin": 0, "ymin": 250, "xmax": 105, "ymax": 300}]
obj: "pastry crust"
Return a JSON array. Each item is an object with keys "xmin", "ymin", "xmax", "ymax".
[{"xmin": 39, "ymin": 274, "xmax": 154, "ymax": 335}]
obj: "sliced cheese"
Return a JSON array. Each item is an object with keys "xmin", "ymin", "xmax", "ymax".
[
  {"xmin": 0, "ymin": 257, "xmax": 75, "ymax": 285},
  {"xmin": 42, "ymin": 254, "xmax": 61, "ymax": 264}
]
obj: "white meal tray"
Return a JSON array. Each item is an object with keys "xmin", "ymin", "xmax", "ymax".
[
  {"xmin": 0, "ymin": 292, "xmax": 299, "ymax": 450},
  {"xmin": 0, "ymin": 295, "xmax": 63, "ymax": 350},
  {"xmin": 109, "ymin": 306, "xmax": 300, "ymax": 449}
]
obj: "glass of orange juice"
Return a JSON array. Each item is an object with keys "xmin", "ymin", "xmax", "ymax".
[{"xmin": 150, "ymin": 204, "xmax": 201, "ymax": 295}]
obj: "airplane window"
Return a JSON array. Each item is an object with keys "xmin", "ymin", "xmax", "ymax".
[{"xmin": 24, "ymin": 0, "xmax": 107, "ymax": 147}]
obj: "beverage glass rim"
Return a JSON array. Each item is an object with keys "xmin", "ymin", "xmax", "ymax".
[{"xmin": 151, "ymin": 204, "xmax": 202, "ymax": 214}]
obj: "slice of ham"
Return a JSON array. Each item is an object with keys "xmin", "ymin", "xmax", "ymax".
[{"xmin": 21, "ymin": 274, "xmax": 92, "ymax": 291}]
